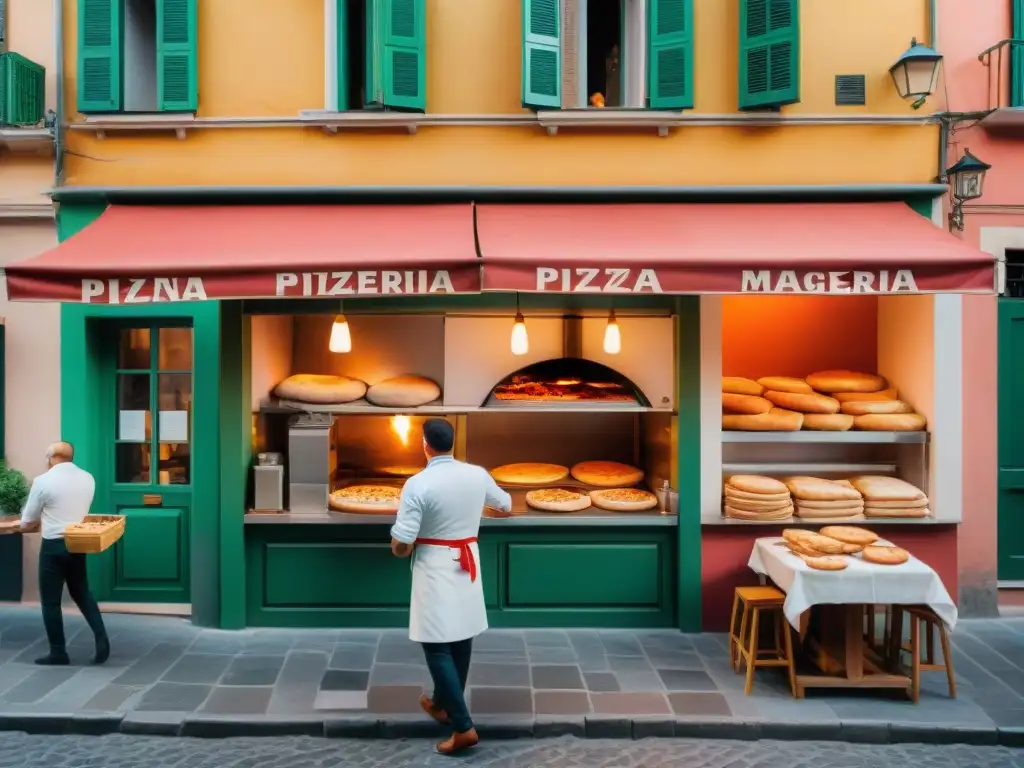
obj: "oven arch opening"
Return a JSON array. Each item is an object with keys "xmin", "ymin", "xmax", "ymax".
[{"xmin": 482, "ymin": 357, "xmax": 652, "ymax": 408}]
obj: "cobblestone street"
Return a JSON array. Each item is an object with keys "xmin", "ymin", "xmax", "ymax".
[{"xmin": 0, "ymin": 733, "xmax": 1020, "ymax": 768}]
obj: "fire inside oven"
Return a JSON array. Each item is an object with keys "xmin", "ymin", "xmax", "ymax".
[{"xmin": 483, "ymin": 357, "xmax": 649, "ymax": 408}]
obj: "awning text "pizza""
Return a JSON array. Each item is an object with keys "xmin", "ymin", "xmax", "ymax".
[
  {"xmin": 81, "ymin": 278, "xmax": 207, "ymax": 303},
  {"xmin": 741, "ymin": 270, "xmax": 919, "ymax": 293},
  {"xmin": 276, "ymin": 271, "xmax": 455, "ymax": 296},
  {"xmin": 535, "ymin": 268, "xmax": 664, "ymax": 292}
]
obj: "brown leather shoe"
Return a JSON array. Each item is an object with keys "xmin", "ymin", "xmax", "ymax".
[
  {"xmin": 437, "ymin": 728, "xmax": 479, "ymax": 755},
  {"xmin": 419, "ymin": 694, "xmax": 449, "ymax": 724}
]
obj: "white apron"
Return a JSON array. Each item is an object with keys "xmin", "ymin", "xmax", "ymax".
[{"xmin": 409, "ymin": 540, "xmax": 488, "ymax": 643}]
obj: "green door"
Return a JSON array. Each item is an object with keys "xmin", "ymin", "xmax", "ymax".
[
  {"xmin": 999, "ymin": 298, "xmax": 1024, "ymax": 582},
  {"xmin": 90, "ymin": 324, "xmax": 194, "ymax": 604}
]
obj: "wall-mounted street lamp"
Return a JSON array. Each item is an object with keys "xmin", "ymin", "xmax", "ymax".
[
  {"xmin": 890, "ymin": 38, "xmax": 943, "ymax": 109},
  {"xmin": 945, "ymin": 149, "xmax": 991, "ymax": 231}
]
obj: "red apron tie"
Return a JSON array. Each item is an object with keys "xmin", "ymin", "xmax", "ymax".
[{"xmin": 415, "ymin": 536, "xmax": 479, "ymax": 582}]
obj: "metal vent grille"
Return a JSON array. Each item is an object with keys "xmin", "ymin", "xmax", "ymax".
[
  {"xmin": 1006, "ymin": 250, "xmax": 1024, "ymax": 297},
  {"xmin": 835, "ymin": 74, "xmax": 866, "ymax": 106}
]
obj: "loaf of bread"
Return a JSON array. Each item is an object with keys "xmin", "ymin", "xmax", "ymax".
[
  {"xmin": 756, "ymin": 376, "xmax": 812, "ymax": 394},
  {"xmin": 806, "ymin": 370, "xmax": 886, "ymax": 394},
  {"xmin": 765, "ymin": 390, "xmax": 840, "ymax": 414},
  {"xmin": 801, "ymin": 413, "xmax": 854, "ymax": 431},
  {"xmin": 726, "ymin": 475, "xmax": 789, "ymax": 494},
  {"xmin": 784, "ymin": 476, "xmax": 863, "ymax": 501},
  {"xmin": 722, "ymin": 393, "xmax": 773, "ymax": 415},
  {"xmin": 849, "ymin": 475, "xmax": 925, "ymax": 502},
  {"xmin": 722, "ymin": 377, "xmax": 764, "ymax": 396},
  {"xmin": 841, "ymin": 400, "xmax": 912, "ymax": 416},
  {"xmin": 722, "ymin": 408, "xmax": 804, "ymax": 431},
  {"xmin": 833, "ymin": 387, "xmax": 898, "ymax": 403},
  {"xmin": 853, "ymin": 413, "xmax": 926, "ymax": 431},
  {"xmin": 365, "ymin": 375, "xmax": 441, "ymax": 407},
  {"xmin": 274, "ymin": 374, "xmax": 368, "ymax": 404}
]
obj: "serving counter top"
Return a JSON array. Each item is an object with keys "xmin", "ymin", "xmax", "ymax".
[{"xmin": 245, "ymin": 510, "xmax": 678, "ymax": 527}]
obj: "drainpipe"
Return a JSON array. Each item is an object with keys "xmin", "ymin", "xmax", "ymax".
[
  {"xmin": 53, "ymin": 0, "xmax": 63, "ymax": 186},
  {"xmin": 929, "ymin": 0, "xmax": 938, "ymax": 48}
]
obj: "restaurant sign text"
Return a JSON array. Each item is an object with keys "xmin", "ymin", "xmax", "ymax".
[{"xmin": 740, "ymin": 269, "xmax": 919, "ymax": 293}]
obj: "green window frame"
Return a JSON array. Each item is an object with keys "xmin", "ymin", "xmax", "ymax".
[
  {"xmin": 738, "ymin": 0, "xmax": 799, "ymax": 111},
  {"xmin": 1013, "ymin": 0, "xmax": 1024, "ymax": 108},
  {"xmin": 522, "ymin": 0, "xmax": 561, "ymax": 109},
  {"xmin": 338, "ymin": 0, "xmax": 426, "ymax": 112},
  {"xmin": 77, "ymin": 0, "xmax": 198, "ymax": 114}
]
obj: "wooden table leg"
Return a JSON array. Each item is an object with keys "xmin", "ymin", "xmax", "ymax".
[{"xmin": 843, "ymin": 604, "xmax": 865, "ymax": 681}]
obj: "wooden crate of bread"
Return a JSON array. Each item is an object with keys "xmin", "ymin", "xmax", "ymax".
[{"xmin": 64, "ymin": 515, "xmax": 126, "ymax": 554}]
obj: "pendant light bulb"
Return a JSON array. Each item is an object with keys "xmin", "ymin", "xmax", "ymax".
[
  {"xmin": 510, "ymin": 312, "xmax": 529, "ymax": 356},
  {"xmin": 329, "ymin": 314, "xmax": 352, "ymax": 353},
  {"xmin": 603, "ymin": 310, "xmax": 621, "ymax": 355}
]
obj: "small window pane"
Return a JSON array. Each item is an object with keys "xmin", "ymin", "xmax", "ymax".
[
  {"xmin": 117, "ymin": 374, "xmax": 151, "ymax": 441},
  {"xmin": 157, "ymin": 443, "xmax": 191, "ymax": 485},
  {"xmin": 158, "ymin": 328, "xmax": 193, "ymax": 370},
  {"xmin": 158, "ymin": 374, "xmax": 192, "ymax": 443},
  {"xmin": 118, "ymin": 329, "xmax": 151, "ymax": 369},
  {"xmin": 116, "ymin": 443, "xmax": 151, "ymax": 483}
]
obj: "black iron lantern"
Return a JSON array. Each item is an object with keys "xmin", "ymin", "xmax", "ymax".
[{"xmin": 890, "ymin": 38, "xmax": 943, "ymax": 108}]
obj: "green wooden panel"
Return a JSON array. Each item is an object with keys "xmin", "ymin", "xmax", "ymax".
[
  {"xmin": 647, "ymin": 0, "xmax": 693, "ymax": 110},
  {"xmin": 521, "ymin": 0, "xmax": 560, "ymax": 109},
  {"xmin": 264, "ymin": 542, "xmax": 412, "ymax": 606},
  {"xmin": 364, "ymin": 0, "xmax": 384, "ymax": 105},
  {"xmin": 336, "ymin": 0, "xmax": 349, "ymax": 110},
  {"xmin": 676, "ymin": 297, "xmax": 701, "ymax": 630},
  {"xmin": 998, "ymin": 298, "xmax": 1024, "ymax": 581},
  {"xmin": 507, "ymin": 544, "xmax": 661, "ymax": 606},
  {"xmin": 156, "ymin": 0, "xmax": 198, "ymax": 112},
  {"xmin": 1013, "ymin": 0, "xmax": 1024, "ymax": 108},
  {"xmin": 56, "ymin": 200, "xmax": 108, "ymax": 241},
  {"xmin": 118, "ymin": 507, "xmax": 185, "ymax": 582},
  {"xmin": 478, "ymin": 538, "xmax": 500, "ymax": 608},
  {"xmin": 382, "ymin": 0, "xmax": 426, "ymax": 111},
  {"xmin": 77, "ymin": 0, "xmax": 122, "ymax": 112},
  {"xmin": 738, "ymin": 0, "xmax": 799, "ymax": 110}
]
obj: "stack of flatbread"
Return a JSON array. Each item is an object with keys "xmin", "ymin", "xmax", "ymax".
[
  {"xmin": 849, "ymin": 475, "xmax": 931, "ymax": 518},
  {"xmin": 722, "ymin": 475, "xmax": 793, "ymax": 521},
  {"xmin": 783, "ymin": 476, "xmax": 865, "ymax": 522}
]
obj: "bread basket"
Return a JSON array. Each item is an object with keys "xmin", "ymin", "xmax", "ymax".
[{"xmin": 64, "ymin": 515, "xmax": 126, "ymax": 554}]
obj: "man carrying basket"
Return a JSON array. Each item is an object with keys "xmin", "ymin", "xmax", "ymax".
[{"xmin": 0, "ymin": 442, "xmax": 109, "ymax": 666}]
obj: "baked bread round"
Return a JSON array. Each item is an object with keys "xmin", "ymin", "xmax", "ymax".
[
  {"xmin": 795, "ymin": 505, "xmax": 865, "ymax": 518},
  {"xmin": 801, "ymin": 413, "xmax": 855, "ymax": 431},
  {"xmin": 764, "ymin": 390, "xmax": 841, "ymax": 414},
  {"xmin": 818, "ymin": 525, "xmax": 879, "ymax": 546},
  {"xmin": 329, "ymin": 485, "xmax": 401, "ymax": 514},
  {"xmin": 589, "ymin": 488, "xmax": 659, "ymax": 512},
  {"xmin": 275, "ymin": 374, "xmax": 367, "ymax": 404},
  {"xmin": 840, "ymin": 400, "xmax": 912, "ymax": 416},
  {"xmin": 724, "ymin": 496, "xmax": 793, "ymax": 512},
  {"xmin": 724, "ymin": 505, "xmax": 793, "ymax": 521},
  {"xmin": 864, "ymin": 506, "xmax": 931, "ymax": 518},
  {"xmin": 849, "ymin": 476, "xmax": 926, "ymax": 502},
  {"xmin": 796, "ymin": 514, "xmax": 866, "ymax": 524},
  {"xmin": 757, "ymin": 376, "xmax": 812, "ymax": 394},
  {"xmin": 722, "ymin": 393, "xmax": 773, "ymax": 415},
  {"xmin": 861, "ymin": 546, "xmax": 910, "ymax": 565},
  {"xmin": 784, "ymin": 476, "xmax": 862, "ymax": 502},
  {"xmin": 800, "ymin": 554, "xmax": 849, "ymax": 571},
  {"xmin": 490, "ymin": 463, "xmax": 569, "ymax": 485},
  {"xmin": 864, "ymin": 497, "xmax": 929, "ymax": 509},
  {"xmin": 805, "ymin": 370, "xmax": 886, "ymax": 394},
  {"xmin": 853, "ymin": 413, "xmax": 927, "ymax": 431},
  {"xmin": 726, "ymin": 475, "xmax": 789, "ymax": 495},
  {"xmin": 365, "ymin": 375, "xmax": 441, "ymax": 408},
  {"xmin": 724, "ymin": 487, "xmax": 792, "ymax": 503},
  {"xmin": 722, "ymin": 377, "xmax": 764, "ymax": 396},
  {"xmin": 833, "ymin": 387, "xmax": 898, "ymax": 403},
  {"xmin": 525, "ymin": 488, "xmax": 592, "ymax": 512},
  {"xmin": 723, "ymin": 408, "xmax": 803, "ymax": 431},
  {"xmin": 570, "ymin": 461, "xmax": 644, "ymax": 487},
  {"xmin": 795, "ymin": 498, "xmax": 865, "ymax": 510}
]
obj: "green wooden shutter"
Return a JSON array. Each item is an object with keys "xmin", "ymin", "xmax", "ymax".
[
  {"xmin": 521, "ymin": 0, "xmax": 560, "ymax": 109},
  {"xmin": 336, "ymin": 0, "xmax": 348, "ymax": 110},
  {"xmin": 381, "ymin": 0, "xmax": 425, "ymax": 111},
  {"xmin": 647, "ymin": 0, "xmax": 693, "ymax": 109},
  {"xmin": 738, "ymin": 0, "xmax": 798, "ymax": 110},
  {"xmin": 365, "ymin": 0, "xmax": 384, "ymax": 106},
  {"xmin": 77, "ymin": 0, "xmax": 122, "ymax": 113},
  {"xmin": 0, "ymin": 0, "xmax": 7, "ymax": 53},
  {"xmin": 157, "ymin": 0, "xmax": 198, "ymax": 112},
  {"xmin": 1012, "ymin": 0, "xmax": 1024, "ymax": 107}
]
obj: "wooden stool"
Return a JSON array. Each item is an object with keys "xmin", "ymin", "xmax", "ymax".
[
  {"xmin": 728, "ymin": 586, "xmax": 796, "ymax": 696},
  {"xmin": 891, "ymin": 605, "xmax": 956, "ymax": 703}
]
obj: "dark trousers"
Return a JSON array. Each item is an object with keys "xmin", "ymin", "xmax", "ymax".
[
  {"xmin": 422, "ymin": 638, "xmax": 474, "ymax": 732},
  {"xmin": 39, "ymin": 537, "xmax": 107, "ymax": 656}
]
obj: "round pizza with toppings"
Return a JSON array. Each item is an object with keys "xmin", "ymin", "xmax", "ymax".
[
  {"xmin": 525, "ymin": 488, "xmax": 593, "ymax": 513},
  {"xmin": 589, "ymin": 488, "xmax": 659, "ymax": 512},
  {"xmin": 329, "ymin": 485, "xmax": 401, "ymax": 514}
]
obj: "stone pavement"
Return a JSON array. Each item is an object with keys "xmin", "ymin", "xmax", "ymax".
[
  {"xmin": 1, "ymin": 733, "xmax": 1022, "ymax": 768},
  {"xmin": 0, "ymin": 607, "xmax": 1023, "ymax": 745}
]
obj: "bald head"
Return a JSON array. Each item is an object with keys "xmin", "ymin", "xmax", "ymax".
[{"xmin": 47, "ymin": 442, "xmax": 74, "ymax": 466}]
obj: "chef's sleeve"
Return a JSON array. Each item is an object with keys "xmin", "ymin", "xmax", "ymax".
[
  {"xmin": 20, "ymin": 479, "xmax": 45, "ymax": 528},
  {"xmin": 484, "ymin": 473, "xmax": 513, "ymax": 513},
  {"xmin": 390, "ymin": 482, "xmax": 423, "ymax": 544}
]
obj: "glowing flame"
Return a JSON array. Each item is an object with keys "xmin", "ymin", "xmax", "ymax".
[{"xmin": 391, "ymin": 415, "xmax": 411, "ymax": 446}]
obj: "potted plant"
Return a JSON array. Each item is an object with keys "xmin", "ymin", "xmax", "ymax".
[{"xmin": 0, "ymin": 462, "xmax": 30, "ymax": 602}]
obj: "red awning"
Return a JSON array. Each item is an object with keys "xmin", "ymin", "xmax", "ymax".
[
  {"xmin": 4, "ymin": 204, "xmax": 481, "ymax": 303},
  {"xmin": 476, "ymin": 202, "xmax": 995, "ymax": 294}
]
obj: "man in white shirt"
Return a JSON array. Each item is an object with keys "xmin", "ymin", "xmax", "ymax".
[
  {"xmin": 2, "ymin": 442, "xmax": 109, "ymax": 666},
  {"xmin": 390, "ymin": 419, "xmax": 512, "ymax": 755}
]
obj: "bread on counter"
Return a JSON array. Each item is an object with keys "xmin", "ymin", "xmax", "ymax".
[
  {"xmin": 841, "ymin": 400, "xmax": 912, "ymax": 416},
  {"xmin": 722, "ymin": 393, "xmax": 773, "ymax": 415},
  {"xmin": 764, "ymin": 390, "xmax": 841, "ymax": 415},
  {"xmin": 756, "ymin": 376, "xmax": 813, "ymax": 394},
  {"xmin": 853, "ymin": 413, "xmax": 926, "ymax": 431},
  {"xmin": 722, "ymin": 377, "xmax": 764, "ymax": 396},
  {"xmin": 833, "ymin": 387, "xmax": 898, "ymax": 403},
  {"xmin": 801, "ymin": 413, "xmax": 854, "ymax": 431},
  {"xmin": 722, "ymin": 408, "xmax": 803, "ymax": 431},
  {"xmin": 806, "ymin": 370, "xmax": 887, "ymax": 394}
]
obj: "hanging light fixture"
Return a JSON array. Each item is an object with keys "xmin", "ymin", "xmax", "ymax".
[
  {"xmin": 329, "ymin": 301, "xmax": 352, "ymax": 353},
  {"xmin": 603, "ymin": 309, "xmax": 621, "ymax": 355},
  {"xmin": 510, "ymin": 293, "xmax": 529, "ymax": 356}
]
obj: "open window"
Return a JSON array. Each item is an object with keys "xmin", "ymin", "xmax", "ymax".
[
  {"xmin": 77, "ymin": 0, "xmax": 198, "ymax": 114},
  {"xmin": 335, "ymin": 0, "xmax": 426, "ymax": 112},
  {"xmin": 584, "ymin": 0, "xmax": 623, "ymax": 107}
]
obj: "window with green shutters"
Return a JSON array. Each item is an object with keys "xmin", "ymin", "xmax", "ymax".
[
  {"xmin": 522, "ymin": 0, "xmax": 561, "ymax": 109},
  {"xmin": 648, "ymin": 0, "xmax": 693, "ymax": 109},
  {"xmin": 77, "ymin": 0, "xmax": 198, "ymax": 114},
  {"xmin": 738, "ymin": 0, "xmax": 799, "ymax": 110},
  {"xmin": 1013, "ymin": 0, "xmax": 1024, "ymax": 108}
]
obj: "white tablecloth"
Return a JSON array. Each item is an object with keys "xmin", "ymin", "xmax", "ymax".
[{"xmin": 747, "ymin": 537, "xmax": 958, "ymax": 631}]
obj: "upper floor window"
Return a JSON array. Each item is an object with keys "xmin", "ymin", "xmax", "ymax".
[
  {"xmin": 77, "ymin": 0, "xmax": 197, "ymax": 113},
  {"xmin": 738, "ymin": 0, "xmax": 799, "ymax": 111}
]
